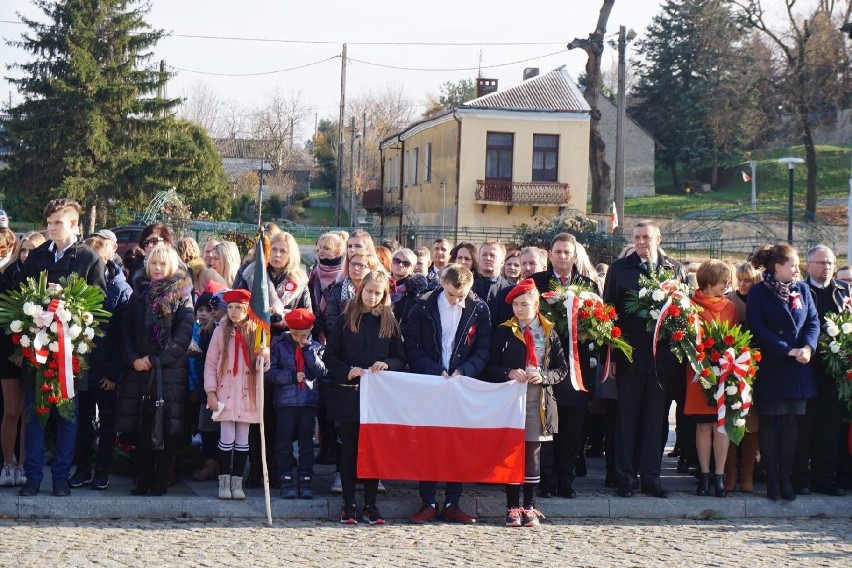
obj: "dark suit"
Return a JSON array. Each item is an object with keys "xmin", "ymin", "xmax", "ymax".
[{"xmin": 602, "ymin": 252, "xmax": 687, "ymax": 490}]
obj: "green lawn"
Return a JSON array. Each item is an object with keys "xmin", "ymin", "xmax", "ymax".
[
  {"xmin": 303, "ymin": 188, "xmax": 349, "ymax": 227},
  {"xmin": 624, "ymin": 145, "xmax": 851, "ymax": 219}
]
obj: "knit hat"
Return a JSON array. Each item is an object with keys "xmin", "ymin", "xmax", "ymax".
[{"xmin": 195, "ymin": 291, "xmax": 214, "ymax": 312}]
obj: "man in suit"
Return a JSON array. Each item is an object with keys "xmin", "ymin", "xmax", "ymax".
[
  {"xmin": 17, "ymin": 199, "xmax": 106, "ymax": 497},
  {"xmin": 796, "ymin": 245, "xmax": 850, "ymax": 496},
  {"xmin": 602, "ymin": 220, "xmax": 687, "ymax": 498},
  {"xmin": 472, "ymin": 241, "xmax": 511, "ymax": 317}
]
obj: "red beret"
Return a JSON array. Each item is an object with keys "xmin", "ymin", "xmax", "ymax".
[
  {"xmin": 223, "ymin": 289, "xmax": 251, "ymax": 305},
  {"xmin": 284, "ymin": 308, "xmax": 316, "ymax": 330},
  {"xmin": 505, "ymin": 278, "xmax": 538, "ymax": 304}
]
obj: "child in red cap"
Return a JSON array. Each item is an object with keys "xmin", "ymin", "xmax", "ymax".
[
  {"xmin": 267, "ymin": 307, "xmax": 328, "ymax": 499},
  {"xmin": 204, "ymin": 289, "xmax": 269, "ymax": 500}
]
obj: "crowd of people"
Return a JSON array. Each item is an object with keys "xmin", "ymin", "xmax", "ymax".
[{"xmin": 0, "ymin": 198, "xmax": 850, "ymax": 528}]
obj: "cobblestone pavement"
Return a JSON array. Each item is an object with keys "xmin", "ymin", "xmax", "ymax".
[{"xmin": 1, "ymin": 518, "xmax": 850, "ymax": 567}]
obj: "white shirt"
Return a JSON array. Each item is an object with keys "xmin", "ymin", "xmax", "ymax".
[
  {"xmin": 49, "ymin": 240, "xmax": 75, "ymax": 263},
  {"xmin": 437, "ymin": 291, "xmax": 465, "ymax": 371}
]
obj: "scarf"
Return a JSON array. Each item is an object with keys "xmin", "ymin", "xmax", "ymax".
[
  {"xmin": 524, "ymin": 325, "xmax": 538, "ymax": 368},
  {"xmin": 294, "ymin": 341, "xmax": 306, "ymax": 390},
  {"xmin": 692, "ymin": 290, "xmax": 736, "ymax": 324},
  {"xmin": 228, "ymin": 323, "xmax": 257, "ymax": 410},
  {"xmin": 763, "ymin": 272, "xmax": 797, "ymax": 306},
  {"xmin": 311, "ymin": 256, "xmax": 344, "ymax": 313},
  {"xmin": 145, "ymin": 270, "xmax": 193, "ymax": 348},
  {"xmin": 340, "ymin": 277, "xmax": 356, "ymax": 305}
]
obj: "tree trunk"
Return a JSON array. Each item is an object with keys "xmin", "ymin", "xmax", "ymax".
[
  {"xmin": 711, "ymin": 147, "xmax": 718, "ymax": 188},
  {"xmin": 800, "ymin": 112, "xmax": 818, "ymax": 218},
  {"xmin": 568, "ymin": 0, "xmax": 615, "ymax": 214},
  {"xmin": 88, "ymin": 204, "xmax": 97, "ymax": 236},
  {"xmin": 670, "ymin": 164, "xmax": 680, "ymax": 189}
]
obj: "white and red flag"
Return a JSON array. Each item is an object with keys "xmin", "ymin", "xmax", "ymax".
[
  {"xmin": 610, "ymin": 201, "xmax": 619, "ymax": 232},
  {"xmin": 358, "ymin": 371, "xmax": 527, "ymax": 483},
  {"xmin": 741, "ymin": 171, "xmax": 751, "ymax": 183}
]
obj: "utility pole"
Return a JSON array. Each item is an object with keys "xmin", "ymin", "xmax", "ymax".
[
  {"xmin": 614, "ymin": 27, "xmax": 635, "ymax": 236},
  {"xmin": 349, "ymin": 116, "xmax": 356, "ymax": 227},
  {"xmin": 334, "ymin": 44, "xmax": 347, "ymax": 227}
]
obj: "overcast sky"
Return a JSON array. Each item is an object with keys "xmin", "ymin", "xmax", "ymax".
[{"xmin": 1, "ymin": 0, "xmax": 666, "ymax": 135}]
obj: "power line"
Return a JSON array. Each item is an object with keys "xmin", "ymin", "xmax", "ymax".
[
  {"xmin": 347, "ymin": 50, "xmax": 568, "ymax": 72},
  {"xmin": 168, "ymin": 56, "xmax": 340, "ymax": 77}
]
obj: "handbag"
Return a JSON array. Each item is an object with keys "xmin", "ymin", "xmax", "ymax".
[{"xmin": 139, "ymin": 356, "xmax": 165, "ymax": 451}]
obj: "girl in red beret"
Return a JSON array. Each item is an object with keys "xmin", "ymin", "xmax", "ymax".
[{"xmin": 204, "ymin": 289, "xmax": 269, "ymax": 500}]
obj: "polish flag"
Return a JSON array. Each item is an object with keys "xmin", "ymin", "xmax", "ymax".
[
  {"xmin": 741, "ymin": 171, "xmax": 752, "ymax": 183},
  {"xmin": 358, "ymin": 371, "xmax": 527, "ymax": 483},
  {"xmin": 610, "ymin": 201, "xmax": 619, "ymax": 233}
]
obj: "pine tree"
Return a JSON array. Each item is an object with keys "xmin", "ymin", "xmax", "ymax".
[{"xmin": 3, "ymin": 0, "xmax": 179, "ymax": 222}]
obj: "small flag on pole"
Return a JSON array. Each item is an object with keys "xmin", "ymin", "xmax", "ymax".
[
  {"xmin": 741, "ymin": 171, "xmax": 752, "ymax": 183},
  {"xmin": 249, "ymin": 231, "xmax": 271, "ymax": 346},
  {"xmin": 610, "ymin": 201, "xmax": 619, "ymax": 233}
]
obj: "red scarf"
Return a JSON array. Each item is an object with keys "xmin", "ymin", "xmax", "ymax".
[
  {"xmin": 524, "ymin": 326, "xmax": 538, "ymax": 368},
  {"xmin": 295, "ymin": 343, "xmax": 305, "ymax": 389},
  {"xmin": 232, "ymin": 327, "xmax": 250, "ymax": 375}
]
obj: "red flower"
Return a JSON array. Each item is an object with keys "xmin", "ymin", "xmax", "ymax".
[
  {"xmin": 39, "ymin": 384, "xmax": 52, "ymax": 392},
  {"xmin": 46, "ymin": 395, "xmax": 60, "ymax": 404},
  {"xmin": 578, "ymin": 309, "xmax": 590, "ymax": 319},
  {"xmin": 600, "ymin": 313, "xmax": 611, "ymax": 322},
  {"xmin": 754, "ymin": 351, "xmax": 762, "ymax": 362},
  {"xmin": 22, "ymin": 348, "xmax": 33, "ymax": 359},
  {"xmin": 740, "ymin": 346, "xmax": 749, "ymax": 354},
  {"xmin": 672, "ymin": 330, "xmax": 685, "ymax": 342},
  {"xmin": 465, "ymin": 325, "xmax": 476, "ymax": 347},
  {"xmin": 700, "ymin": 368, "xmax": 711, "ymax": 378},
  {"xmin": 584, "ymin": 299, "xmax": 595, "ymax": 308},
  {"xmin": 48, "ymin": 360, "xmax": 59, "ymax": 370},
  {"xmin": 541, "ymin": 291, "xmax": 557, "ymax": 300},
  {"xmin": 696, "ymin": 352, "xmax": 705, "ymax": 362},
  {"xmin": 43, "ymin": 369, "xmax": 55, "ymax": 379},
  {"xmin": 611, "ymin": 327, "xmax": 622, "ymax": 339},
  {"xmin": 723, "ymin": 335, "xmax": 735, "ymax": 346},
  {"xmin": 35, "ymin": 406, "xmax": 50, "ymax": 415},
  {"xmin": 748, "ymin": 367, "xmax": 756, "ymax": 377},
  {"xmin": 704, "ymin": 338, "xmax": 715, "ymax": 349},
  {"xmin": 607, "ymin": 306, "xmax": 616, "ymax": 318},
  {"xmin": 668, "ymin": 305, "xmax": 681, "ymax": 317},
  {"xmin": 710, "ymin": 351, "xmax": 722, "ymax": 363},
  {"xmin": 688, "ymin": 315, "xmax": 695, "ymax": 325},
  {"xmin": 846, "ymin": 370, "xmax": 852, "ymax": 381},
  {"xmin": 593, "ymin": 309, "xmax": 605, "ymax": 320},
  {"xmin": 11, "ymin": 333, "xmax": 21, "ymax": 345},
  {"xmin": 696, "ymin": 342, "xmax": 705, "ymax": 352},
  {"xmin": 72, "ymin": 357, "xmax": 81, "ymax": 373}
]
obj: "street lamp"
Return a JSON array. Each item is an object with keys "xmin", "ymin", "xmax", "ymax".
[
  {"xmin": 778, "ymin": 157, "xmax": 804, "ymax": 244},
  {"xmin": 614, "ymin": 26, "xmax": 637, "ymax": 234}
]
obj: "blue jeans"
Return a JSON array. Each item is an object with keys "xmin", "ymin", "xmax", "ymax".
[
  {"xmin": 23, "ymin": 388, "xmax": 78, "ymax": 484},
  {"xmin": 419, "ymin": 481, "xmax": 463, "ymax": 506},
  {"xmin": 275, "ymin": 406, "xmax": 317, "ymax": 478}
]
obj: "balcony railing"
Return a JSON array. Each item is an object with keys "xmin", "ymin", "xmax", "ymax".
[
  {"xmin": 361, "ymin": 188, "xmax": 384, "ymax": 210},
  {"xmin": 474, "ymin": 180, "xmax": 572, "ymax": 214}
]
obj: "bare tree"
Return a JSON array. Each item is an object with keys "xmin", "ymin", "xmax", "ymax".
[
  {"xmin": 249, "ymin": 88, "xmax": 313, "ymax": 180},
  {"xmin": 729, "ymin": 0, "xmax": 852, "ymax": 215},
  {"xmin": 179, "ymin": 81, "xmax": 223, "ymax": 135},
  {"xmin": 568, "ymin": 0, "xmax": 615, "ymax": 214}
]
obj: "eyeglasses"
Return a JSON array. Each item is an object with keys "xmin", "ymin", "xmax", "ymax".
[
  {"xmin": 808, "ymin": 260, "xmax": 834, "ymax": 266},
  {"xmin": 349, "ymin": 261, "xmax": 367, "ymax": 270},
  {"xmin": 392, "ymin": 257, "xmax": 412, "ymax": 268},
  {"xmin": 143, "ymin": 237, "xmax": 163, "ymax": 247}
]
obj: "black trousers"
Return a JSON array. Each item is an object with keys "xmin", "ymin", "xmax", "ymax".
[
  {"xmin": 615, "ymin": 370, "xmax": 667, "ymax": 487},
  {"xmin": 339, "ymin": 420, "xmax": 377, "ymax": 507},
  {"xmin": 75, "ymin": 386, "xmax": 117, "ymax": 477},
  {"xmin": 795, "ymin": 374, "xmax": 843, "ymax": 488},
  {"xmin": 553, "ymin": 404, "xmax": 589, "ymax": 484}
]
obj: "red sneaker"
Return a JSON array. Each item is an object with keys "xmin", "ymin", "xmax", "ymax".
[
  {"xmin": 441, "ymin": 502, "xmax": 476, "ymax": 524},
  {"xmin": 409, "ymin": 503, "xmax": 439, "ymax": 524}
]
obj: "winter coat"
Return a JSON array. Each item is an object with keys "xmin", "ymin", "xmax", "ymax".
[
  {"xmin": 747, "ymin": 279, "xmax": 819, "ymax": 403},
  {"xmin": 203, "ymin": 323, "xmax": 263, "ymax": 424},
  {"xmin": 239, "ymin": 262, "xmax": 312, "ymax": 319},
  {"xmin": 267, "ymin": 332, "xmax": 328, "ymax": 408},
  {"xmin": 403, "ymin": 287, "xmax": 493, "ymax": 379},
  {"xmin": 472, "ymin": 274, "xmax": 512, "ymax": 318},
  {"xmin": 323, "ymin": 278, "xmax": 355, "ymax": 335},
  {"xmin": 115, "ymin": 270, "xmax": 194, "ymax": 436},
  {"xmin": 485, "ymin": 315, "xmax": 567, "ymax": 436},
  {"xmin": 391, "ymin": 274, "xmax": 429, "ymax": 327},
  {"xmin": 87, "ymin": 260, "xmax": 133, "ymax": 387},
  {"xmin": 323, "ymin": 313, "xmax": 406, "ymax": 422}
]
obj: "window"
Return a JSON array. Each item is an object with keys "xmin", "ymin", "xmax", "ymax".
[
  {"xmin": 485, "ymin": 132, "xmax": 514, "ymax": 180},
  {"xmin": 412, "ymin": 147, "xmax": 419, "ymax": 185},
  {"xmin": 425, "ymin": 142, "xmax": 432, "ymax": 182},
  {"xmin": 385, "ymin": 158, "xmax": 392, "ymax": 191},
  {"xmin": 404, "ymin": 150, "xmax": 410, "ymax": 186},
  {"xmin": 532, "ymin": 134, "xmax": 558, "ymax": 182}
]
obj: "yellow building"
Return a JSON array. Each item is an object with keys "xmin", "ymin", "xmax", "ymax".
[{"xmin": 371, "ymin": 66, "xmax": 590, "ymax": 245}]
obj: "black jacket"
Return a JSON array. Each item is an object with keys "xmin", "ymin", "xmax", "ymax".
[
  {"xmin": 403, "ymin": 287, "xmax": 492, "ymax": 378},
  {"xmin": 472, "ymin": 274, "xmax": 512, "ymax": 318},
  {"xmin": 323, "ymin": 312, "xmax": 406, "ymax": 422},
  {"xmin": 86, "ymin": 260, "xmax": 133, "ymax": 387},
  {"xmin": 485, "ymin": 317, "xmax": 567, "ymax": 436},
  {"xmin": 602, "ymin": 252, "xmax": 688, "ymax": 378},
  {"xmin": 392, "ymin": 273, "xmax": 429, "ymax": 327},
  {"xmin": 115, "ymin": 270, "xmax": 195, "ymax": 436}
]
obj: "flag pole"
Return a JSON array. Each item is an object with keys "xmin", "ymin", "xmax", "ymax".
[{"xmin": 258, "ymin": 341, "xmax": 273, "ymax": 526}]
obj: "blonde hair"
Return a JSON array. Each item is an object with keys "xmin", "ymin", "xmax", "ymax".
[
  {"xmin": 176, "ymin": 237, "xmax": 201, "ymax": 263},
  {"xmin": 213, "ymin": 241, "xmax": 241, "ymax": 286},
  {"xmin": 269, "ymin": 231, "xmax": 301, "ymax": 275},
  {"xmin": 146, "ymin": 243, "xmax": 181, "ymax": 278},
  {"xmin": 317, "ymin": 232, "xmax": 345, "ymax": 257},
  {"xmin": 343, "ymin": 271, "xmax": 400, "ymax": 338},
  {"xmin": 217, "ymin": 312, "xmax": 260, "ymax": 410}
]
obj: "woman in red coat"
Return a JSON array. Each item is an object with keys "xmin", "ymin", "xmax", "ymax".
[{"xmin": 685, "ymin": 260, "xmax": 737, "ymax": 497}]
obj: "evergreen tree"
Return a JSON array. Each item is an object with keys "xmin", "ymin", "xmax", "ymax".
[
  {"xmin": 3, "ymin": 0, "xmax": 180, "ymax": 222},
  {"xmin": 310, "ymin": 118, "xmax": 338, "ymax": 190}
]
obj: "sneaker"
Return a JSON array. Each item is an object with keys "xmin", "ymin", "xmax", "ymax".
[
  {"xmin": 522, "ymin": 508, "xmax": 545, "ymax": 527},
  {"xmin": 14, "ymin": 466, "xmax": 26, "ymax": 487},
  {"xmin": 18, "ymin": 479, "xmax": 40, "ymax": 497},
  {"xmin": 409, "ymin": 503, "xmax": 439, "ymax": 524},
  {"xmin": 52, "ymin": 478, "xmax": 71, "ymax": 497},
  {"xmin": 505, "ymin": 507, "xmax": 523, "ymax": 527},
  {"xmin": 440, "ymin": 502, "xmax": 476, "ymax": 524},
  {"xmin": 298, "ymin": 477, "xmax": 313, "ymax": 500},
  {"xmin": 90, "ymin": 476, "xmax": 110, "ymax": 490},
  {"xmin": 0, "ymin": 464, "xmax": 14, "ymax": 487},
  {"xmin": 362, "ymin": 505, "xmax": 385, "ymax": 525},
  {"xmin": 339, "ymin": 504, "xmax": 358, "ymax": 525},
  {"xmin": 377, "ymin": 479, "xmax": 386, "ymax": 493},
  {"xmin": 68, "ymin": 469, "xmax": 94, "ymax": 488},
  {"xmin": 330, "ymin": 471, "xmax": 342, "ymax": 494},
  {"xmin": 279, "ymin": 476, "xmax": 296, "ymax": 499}
]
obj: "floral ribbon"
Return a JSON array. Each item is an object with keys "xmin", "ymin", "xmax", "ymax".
[
  {"xmin": 652, "ymin": 290, "xmax": 701, "ymax": 359},
  {"xmin": 32, "ymin": 299, "xmax": 74, "ymax": 399},
  {"xmin": 465, "ymin": 324, "xmax": 477, "ymax": 348},
  {"xmin": 713, "ymin": 347, "xmax": 752, "ymax": 434},
  {"xmin": 563, "ymin": 290, "xmax": 587, "ymax": 392}
]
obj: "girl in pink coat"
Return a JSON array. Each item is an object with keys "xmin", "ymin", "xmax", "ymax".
[{"xmin": 204, "ymin": 289, "xmax": 269, "ymax": 500}]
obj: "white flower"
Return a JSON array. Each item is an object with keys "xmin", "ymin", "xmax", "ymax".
[
  {"xmin": 563, "ymin": 299, "xmax": 572, "ymax": 309},
  {"xmin": 679, "ymin": 297, "xmax": 692, "ymax": 310},
  {"xmin": 638, "ymin": 288, "xmax": 648, "ymax": 298},
  {"xmin": 649, "ymin": 309, "xmax": 661, "ymax": 320},
  {"xmin": 578, "ymin": 291, "xmax": 593, "ymax": 300},
  {"xmin": 589, "ymin": 357, "xmax": 598, "ymax": 369},
  {"xmin": 830, "ymin": 342, "xmax": 841, "ymax": 354},
  {"xmin": 50, "ymin": 322, "xmax": 58, "ymax": 334},
  {"xmin": 734, "ymin": 418, "xmax": 746, "ymax": 427},
  {"xmin": 68, "ymin": 324, "xmax": 82, "ymax": 340},
  {"xmin": 19, "ymin": 335, "xmax": 31, "ymax": 348},
  {"xmin": 842, "ymin": 322, "xmax": 852, "ymax": 334},
  {"xmin": 731, "ymin": 401, "xmax": 742, "ymax": 410},
  {"xmin": 10, "ymin": 320, "xmax": 23, "ymax": 333},
  {"xmin": 22, "ymin": 302, "xmax": 38, "ymax": 316},
  {"xmin": 726, "ymin": 385, "xmax": 738, "ymax": 396},
  {"xmin": 77, "ymin": 342, "xmax": 88, "ymax": 355},
  {"xmin": 827, "ymin": 325, "xmax": 840, "ymax": 338},
  {"xmin": 82, "ymin": 312, "xmax": 94, "ymax": 325},
  {"xmin": 35, "ymin": 310, "xmax": 54, "ymax": 328},
  {"xmin": 48, "ymin": 341, "xmax": 59, "ymax": 353},
  {"xmin": 55, "ymin": 308, "xmax": 72, "ymax": 324},
  {"xmin": 651, "ymin": 290, "xmax": 665, "ymax": 302},
  {"xmin": 83, "ymin": 327, "xmax": 95, "ymax": 340}
]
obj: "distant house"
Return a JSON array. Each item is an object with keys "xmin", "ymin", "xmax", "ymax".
[
  {"xmin": 376, "ymin": 66, "xmax": 591, "ymax": 242},
  {"xmin": 214, "ymin": 136, "xmax": 311, "ymax": 195},
  {"xmin": 589, "ymin": 95, "xmax": 658, "ymax": 198}
]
